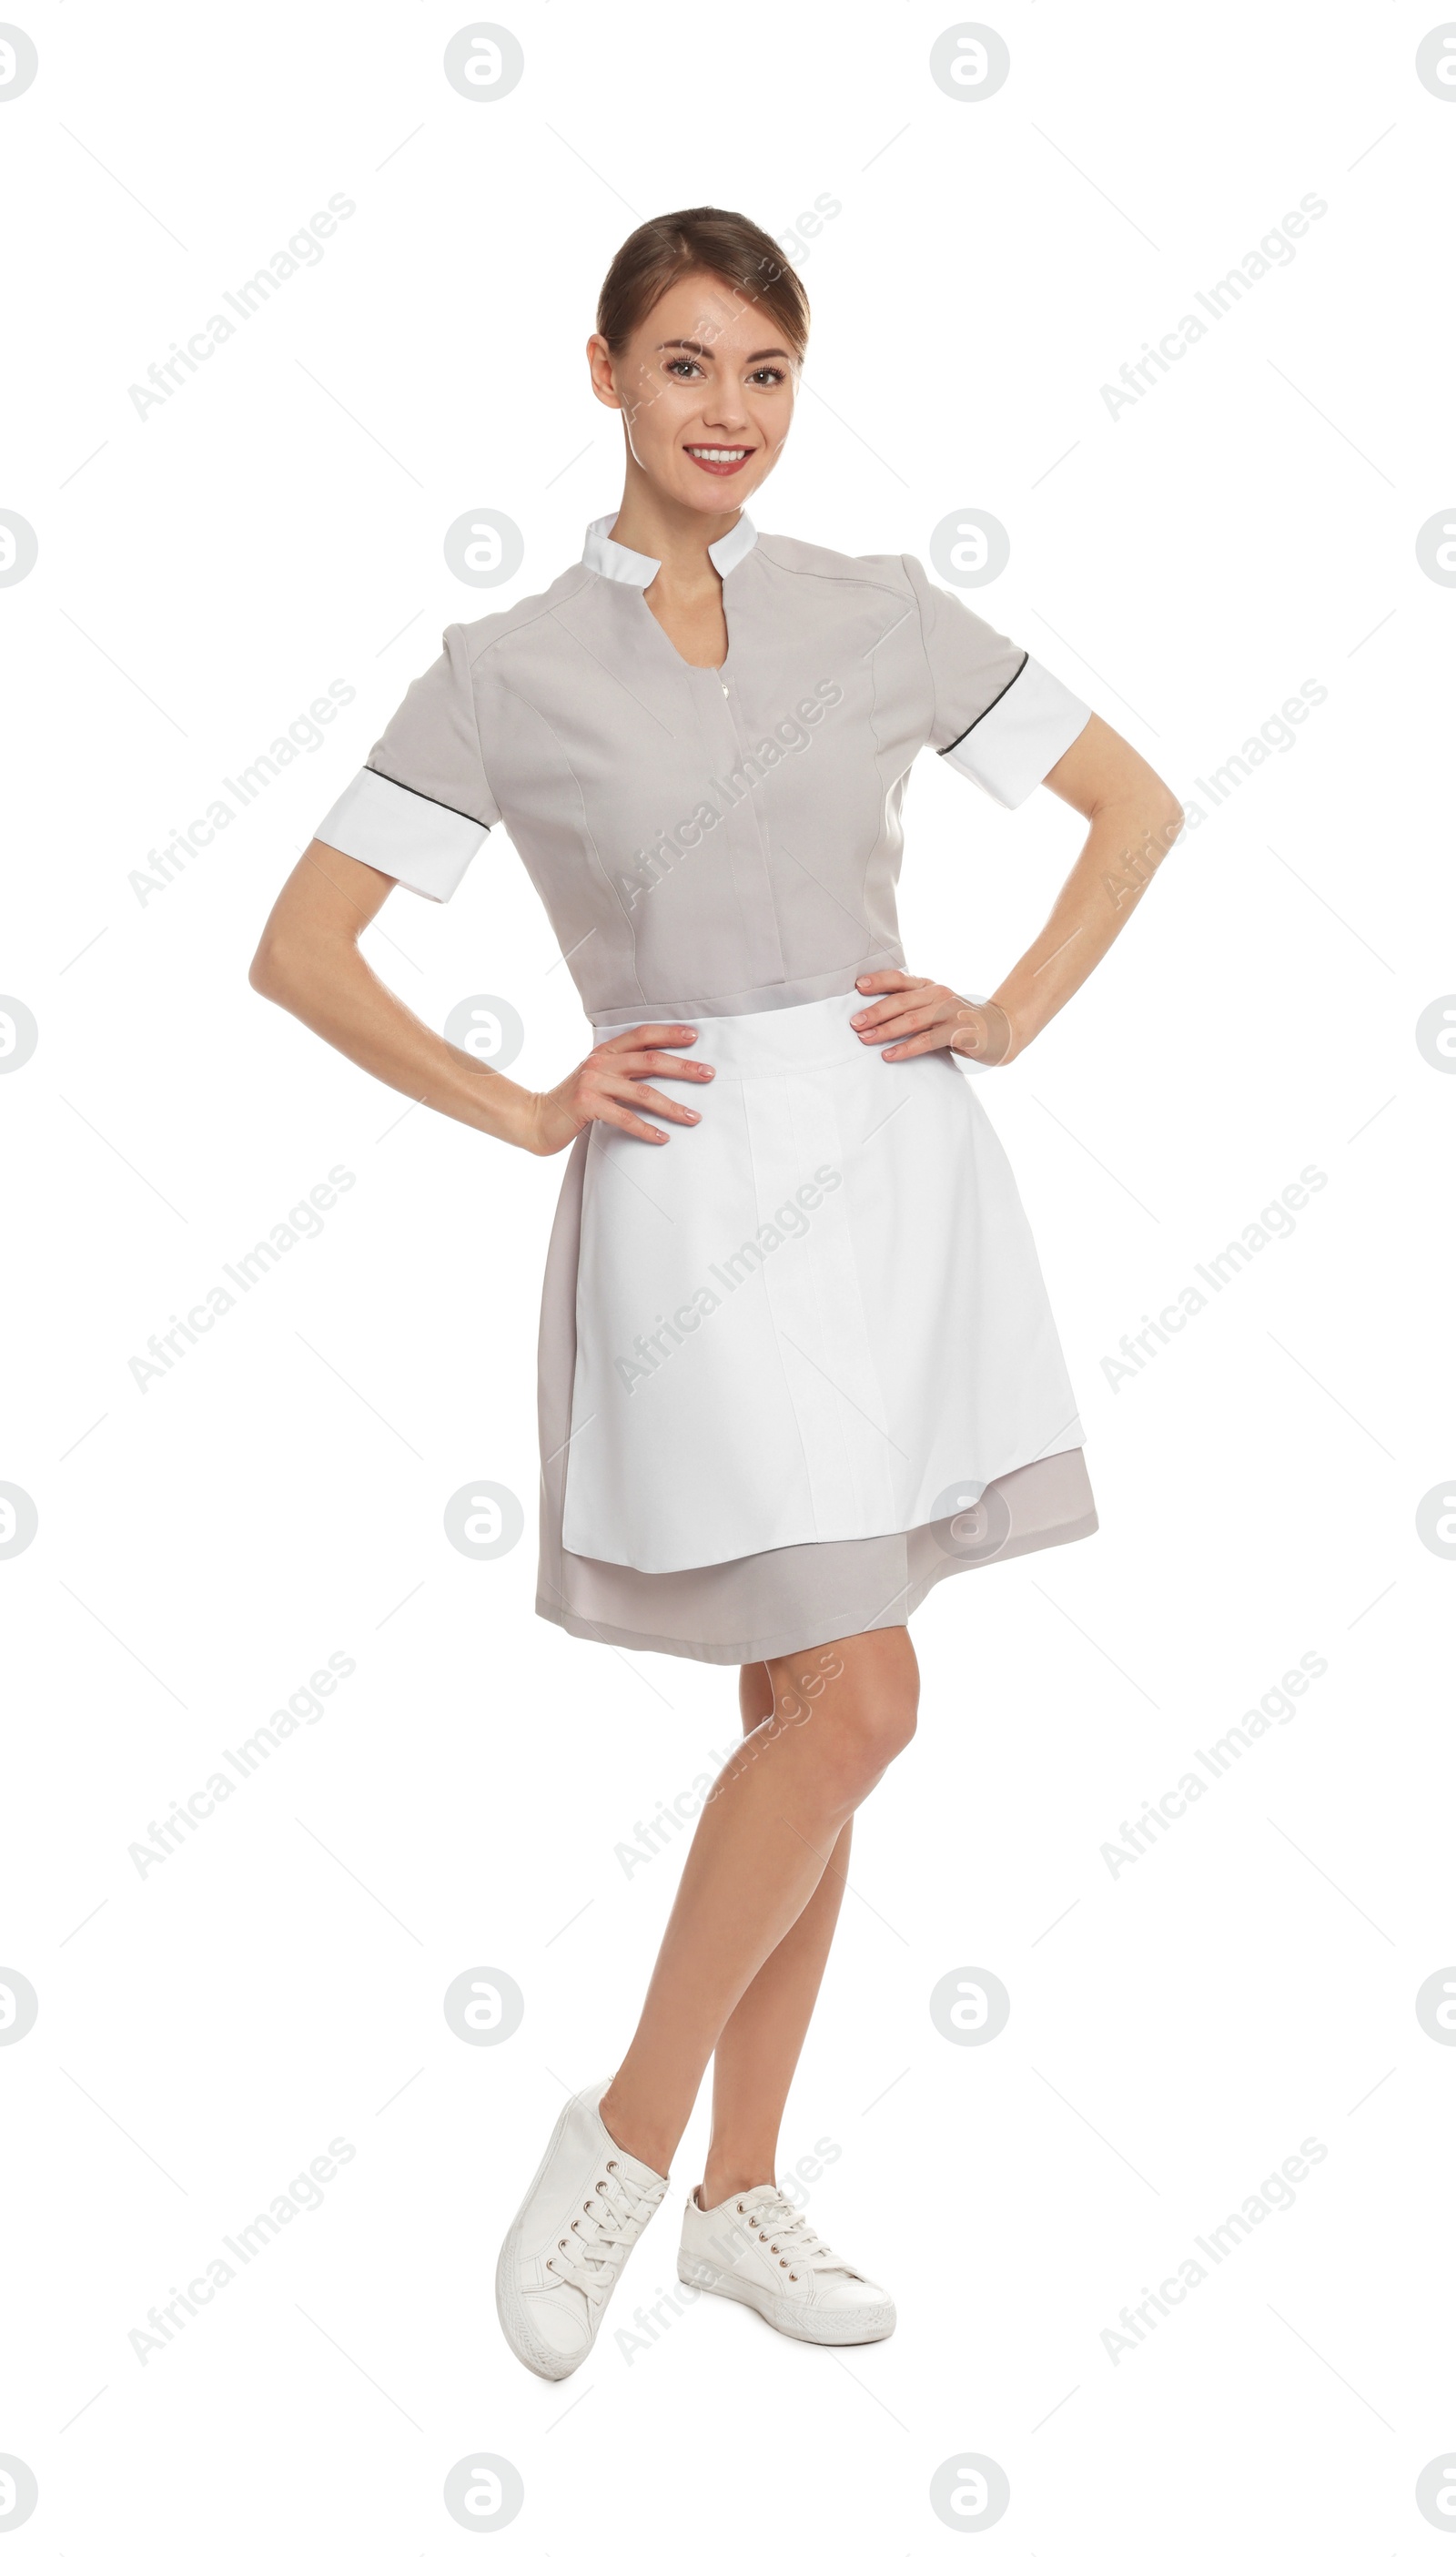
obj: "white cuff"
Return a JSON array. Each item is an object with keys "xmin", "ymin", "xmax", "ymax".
[
  {"xmin": 313, "ymin": 766, "xmax": 489, "ymax": 902},
  {"xmin": 941, "ymin": 656, "xmax": 1092, "ymax": 808}
]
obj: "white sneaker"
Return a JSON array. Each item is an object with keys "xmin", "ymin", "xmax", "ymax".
[
  {"xmin": 495, "ymin": 2080, "xmax": 668, "ymax": 2380},
  {"xmin": 678, "ymin": 2183, "xmax": 896, "ymax": 2344}
]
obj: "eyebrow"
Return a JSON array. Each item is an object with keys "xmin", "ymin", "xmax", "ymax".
[{"xmin": 655, "ymin": 338, "xmax": 793, "ymax": 362}]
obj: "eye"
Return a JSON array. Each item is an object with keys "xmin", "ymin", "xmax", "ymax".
[
  {"xmin": 665, "ymin": 357, "xmax": 704, "ymax": 380},
  {"xmin": 748, "ymin": 367, "xmax": 788, "ymax": 388}
]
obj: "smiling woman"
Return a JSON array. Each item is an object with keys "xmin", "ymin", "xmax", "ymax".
[
  {"xmin": 248, "ymin": 198, "xmax": 1185, "ymax": 2390},
  {"xmin": 587, "ymin": 208, "xmax": 809, "ymax": 667}
]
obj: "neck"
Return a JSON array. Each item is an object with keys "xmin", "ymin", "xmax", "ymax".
[{"xmin": 609, "ymin": 458, "xmax": 741, "ymax": 587}]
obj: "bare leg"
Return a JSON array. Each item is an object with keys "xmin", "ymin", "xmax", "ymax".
[
  {"xmin": 699, "ymin": 1665, "xmax": 853, "ymax": 2207},
  {"xmin": 599, "ymin": 1629, "xmax": 918, "ymax": 2178}
]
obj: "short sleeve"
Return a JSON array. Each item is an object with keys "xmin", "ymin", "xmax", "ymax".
[
  {"xmin": 313, "ymin": 625, "xmax": 500, "ymax": 901},
  {"xmin": 905, "ymin": 555, "xmax": 1092, "ymax": 810}
]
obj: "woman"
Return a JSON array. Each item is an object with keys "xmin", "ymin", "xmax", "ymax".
[{"xmin": 250, "ymin": 207, "xmax": 1183, "ymax": 2379}]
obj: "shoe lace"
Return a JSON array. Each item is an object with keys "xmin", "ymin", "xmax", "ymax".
[
  {"xmin": 549, "ymin": 2163, "xmax": 659, "ymax": 2306},
  {"xmin": 734, "ymin": 2189, "xmax": 855, "ymax": 2278}
]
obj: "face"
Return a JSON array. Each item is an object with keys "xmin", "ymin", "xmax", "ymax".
[{"xmin": 588, "ymin": 269, "xmax": 799, "ymax": 517}]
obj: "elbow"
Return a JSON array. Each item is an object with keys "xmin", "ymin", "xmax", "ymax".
[
  {"xmin": 248, "ymin": 932, "xmax": 291, "ymax": 1002},
  {"xmin": 1145, "ymin": 782, "xmax": 1185, "ymax": 857}
]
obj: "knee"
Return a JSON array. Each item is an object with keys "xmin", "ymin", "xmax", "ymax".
[
  {"xmin": 839, "ymin": 1690, "xmax": 918, "ymax": 1800},
  {"xmin": 785, "ymin": 1644, "xmax": 919, "ymax": 1807}
]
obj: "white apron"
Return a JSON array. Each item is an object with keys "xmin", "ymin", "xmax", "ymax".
[{"xmin": 559, "ymin": 991, "xmax": 1085, "ymax": 1575}]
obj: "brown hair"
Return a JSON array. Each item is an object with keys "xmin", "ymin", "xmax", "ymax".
[{"xmin": 596, "ymin": 206, "xmax": 810, "ymax": 361}]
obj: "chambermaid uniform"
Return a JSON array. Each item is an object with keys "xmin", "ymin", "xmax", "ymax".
[{"xmin": 315, "ymin": 513, "xmax": 1099, "ymax": 1663}]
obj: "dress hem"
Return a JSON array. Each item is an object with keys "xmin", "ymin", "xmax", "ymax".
[
  {"xmin": 536, "ymin": 1505, "xmax": 1099, "ymax": 1667},
  {"xmin": 560, "ymin": 1425, "xmax": 1088, "ymax": 1577}
]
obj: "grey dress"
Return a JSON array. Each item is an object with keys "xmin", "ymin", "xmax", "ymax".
[{"xmin": 316, "ymin": 512, "xmax": 1099, "ymax": 1663}]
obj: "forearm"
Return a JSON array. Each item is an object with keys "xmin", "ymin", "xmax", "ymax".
[
  {"xmin": 250, "ymin": 933, "xmax": 541, "ymax": 1151},
  {"xmin": 990, "ymin": 787, "xmax": 1184, "ymax": 1059}
]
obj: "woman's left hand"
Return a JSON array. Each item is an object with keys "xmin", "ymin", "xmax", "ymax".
[{"xmin": 849, "ymin": 969, "xmax": 1015, "ymax": 1064}]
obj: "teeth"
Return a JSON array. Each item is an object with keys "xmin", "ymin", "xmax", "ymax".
[{"xmin": 687, "ymin": 447, "xmax": 748, "ymax": 461}]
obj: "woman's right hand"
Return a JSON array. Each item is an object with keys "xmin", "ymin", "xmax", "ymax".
[{"xmin": 528, "ymin": 1021, "xmax": 715, "ymax": 1155}]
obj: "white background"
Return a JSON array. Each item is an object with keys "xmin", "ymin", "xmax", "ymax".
[{"xmin": 3, "ymin": 2, "xmax": 1454, "ymax": 2548}]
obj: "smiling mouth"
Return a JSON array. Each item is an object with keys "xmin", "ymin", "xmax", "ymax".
[{"xmin": 684, "ymin": 445, "xmax": 753, "ymax": 475}]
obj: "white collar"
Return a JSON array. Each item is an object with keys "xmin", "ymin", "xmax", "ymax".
[{"xmin": 581, "ymin": 509, "xmax": 758, "ymax": 588}]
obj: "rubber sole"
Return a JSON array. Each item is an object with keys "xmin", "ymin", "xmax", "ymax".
[
  {"xmin": 494, "ymin": 2094, "xmax": 592, "ymax": 2381},
  {"xmin": 677, "ymin": 2252, "xmax": 896, "ymax": 2344},
  {"xmin": 493, "ymin": 2252, "xmax": 581, "ymax": 2382}
]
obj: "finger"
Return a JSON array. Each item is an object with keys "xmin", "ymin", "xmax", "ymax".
[
  {"xmin": 621, "ymin": 1049, "xmax": 716, "ymax": 1081},
  {"xmin": 603, "ymin": 1021, "xmax": 699, "ymax": 1055},
  {"xmin": 850, "ymin": 984, "xmax": 939, "ymax": 1028},
  {"xmin": 592, "ymin": 1100, "xmax": 671, "ymax": 1143},
  {"xmin": 604, "ymin": 1076, "xmax": 701, "ymax": 1124},
  {"xmin": 853, "ymin": 969, "xmax": 914, "ymax": 994},
  {"xmin": 850, "ymin": 996, "xmax": 917, "ymax": 1030},
  {"xmin": 880, "ymin": 1029, "xmax": 947, "ymax": 1060},
  {"xmin": 855, "ymin": 1001, "xmax": 941, "ymax": 1040}
]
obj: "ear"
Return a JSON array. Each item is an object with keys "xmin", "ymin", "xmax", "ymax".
[{"xmin": 586, "ymin": 332, "xmax": 624, "ymax": 412}]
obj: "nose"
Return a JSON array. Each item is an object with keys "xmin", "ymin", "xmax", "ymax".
[{"xmin": 701, "ymin": 386, "xmax": 750, "ymax": 436}]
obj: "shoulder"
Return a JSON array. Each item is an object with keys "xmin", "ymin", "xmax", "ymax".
[
  {"xmin": 451, "ymin": 561, "xmax": 597, "ymax": 667},
  {"xmin": 753, "ymin": 532, "xmax": 919, "ymax": 605}
]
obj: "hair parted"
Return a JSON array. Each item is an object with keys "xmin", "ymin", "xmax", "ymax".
[{"xmin": 596, "ymin": 207, "xmax": 810, "ymax": 361}]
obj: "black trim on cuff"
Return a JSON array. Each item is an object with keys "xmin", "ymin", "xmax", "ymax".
[
  {"xmin": 937, "ymin": 651, "xmax": 1031, "ymax": 757},
  {"xmin": 363, "ymin": 762, "xmax": 491, "ymax": 827}
]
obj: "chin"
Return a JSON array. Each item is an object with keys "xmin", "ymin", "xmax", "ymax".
[{"xmin": 672, "ymin": 467, "xmax": 769, "ymax": 512}]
